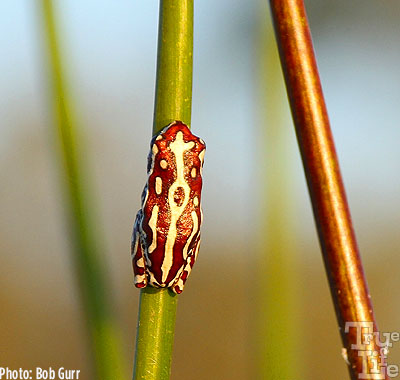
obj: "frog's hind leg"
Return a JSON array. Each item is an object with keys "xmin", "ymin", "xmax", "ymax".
[
  {"xmin": 171, "ymin": 235, "xmax": 201, "ymax": 294},
  {"xmin": 131, "ymin": 210, "xmax": 147, "ymax": 288}
]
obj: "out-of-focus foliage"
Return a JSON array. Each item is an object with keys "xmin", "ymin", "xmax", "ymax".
[{"xmin": 0, "ymin": 1, "xmax": 399, "ymax": 379}]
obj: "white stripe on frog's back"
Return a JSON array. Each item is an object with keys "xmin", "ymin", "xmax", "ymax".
[{"xmin": 161, "ymin": 131, "xmax": 196, "ymax": 283}]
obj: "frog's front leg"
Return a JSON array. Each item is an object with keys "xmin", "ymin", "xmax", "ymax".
[
  {"xmin": 171, "ymin": 235, "xmax": 201, "ymax": 294},
  {"xmin": 131, "ymin": 210, "xmax": 147, "ymax": 288}
]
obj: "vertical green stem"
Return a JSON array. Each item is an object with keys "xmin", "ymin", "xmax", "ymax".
[
  {"xmin": 256, "ymin": 5, "xmax": 300, "ymax": 377},
  {"xmin": 133, "ymin": 289, "xmax": 178, "ymax": 380},
  {"xmin": 153, "ymin": 0, "xmax": 193, "ymax": 133},
  {"xmin": 133, "ymin": 1, "xmax": 193, "ymax": 380},
  {"xmin": 41, "ymin": 1, "xmax": 127, "ymax": 379}
]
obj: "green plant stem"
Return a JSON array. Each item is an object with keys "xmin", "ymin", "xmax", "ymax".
[
  {"xmin": 133, "ymin": 289, "xmax": 178, "ymax": 380},
  {"xmin": 153, "ymin": 0, "xmax": 193, "ymax": 133},
  {"xmin": 133, "ymin": 1, "xmax": 193, "ymax": 380},
  {"xmin": 256, "ymin": 4, "xmax": 300, "ymax": 378},
  {"xmin": 41, "ymin": 1, "xmax": 127, "ymax": 379}
]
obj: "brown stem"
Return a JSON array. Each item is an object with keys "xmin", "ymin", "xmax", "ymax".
[{"xmin": 269, "ymin": 0, "xmax": 388, "ymax": 378}]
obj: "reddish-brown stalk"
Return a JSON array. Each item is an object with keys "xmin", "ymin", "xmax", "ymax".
[{"xmin": 269, "ymin": 1, "xmax": 388, "ymax": 378}]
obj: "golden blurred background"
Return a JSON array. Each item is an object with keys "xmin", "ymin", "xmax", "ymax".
[{"xmin": 1, "ymin": 0, "xmax": 400, "ymax": 379}]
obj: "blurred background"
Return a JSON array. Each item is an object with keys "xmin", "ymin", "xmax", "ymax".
[{"xmin": 1, "ymin": 0, "xmax": 400, "ymax": 379}]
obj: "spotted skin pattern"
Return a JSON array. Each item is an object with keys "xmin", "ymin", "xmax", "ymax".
[{"xmin": 131, "ymin": 121, "xmax": 206, "ymax": 294}]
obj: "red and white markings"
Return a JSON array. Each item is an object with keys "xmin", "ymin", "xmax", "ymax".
[{"xmin": 131, "ymin": 121, "xmax": 206, "ymax": 294}]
